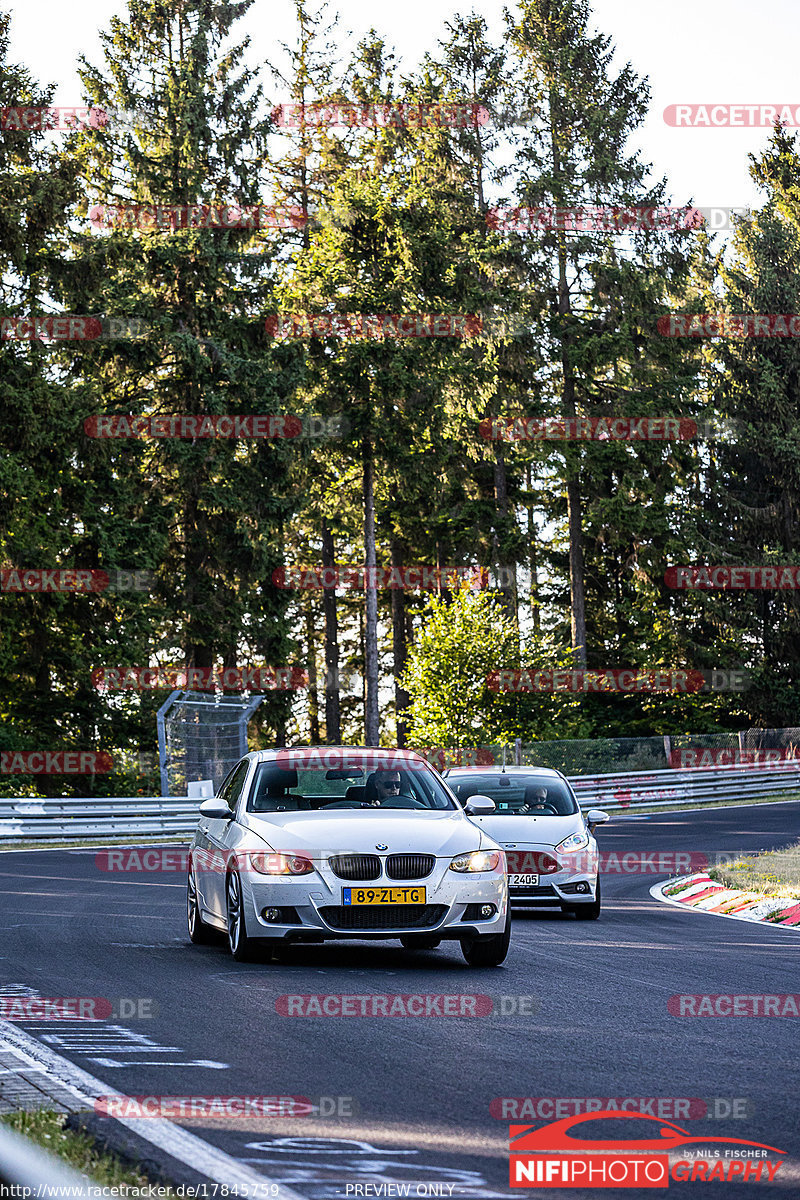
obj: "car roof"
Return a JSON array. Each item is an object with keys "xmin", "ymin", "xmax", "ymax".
[
  {"xmin": 245, "ymin": 746, "xmax": 428, "ymax": 765},
  {"xmin": 444, "ymin": 765, "xmax": 564, "ymax": 778}
]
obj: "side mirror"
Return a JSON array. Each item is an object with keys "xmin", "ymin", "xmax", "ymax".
[
  {"xmin": 198, "ymin": 798, "xmax": 234, "ymax": 820},
  {"xmin": 464, "ymin": 795, "xmax": 497, "ymax": 816},
  {"xmin": 586, "ymin": 808, "xmax": 609, "ymax": 832}
]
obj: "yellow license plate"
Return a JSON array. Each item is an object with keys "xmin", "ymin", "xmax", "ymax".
[{"xmin": 343, "ymin": 886, "xmax": 426, "ymax": 905}]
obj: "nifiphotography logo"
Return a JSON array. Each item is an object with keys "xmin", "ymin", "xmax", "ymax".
[{"xmin": 508, "ymin": 1111, "xmax": 785, "ymax": 1188}]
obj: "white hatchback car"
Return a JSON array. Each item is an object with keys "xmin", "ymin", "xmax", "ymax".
[
  {"xmin": 444, "ymin": 766, "xmax": 609, "ymax": 918},
  {"xmin": 187, "ymin": 747, "xmax": 510, "ymax": 966}
]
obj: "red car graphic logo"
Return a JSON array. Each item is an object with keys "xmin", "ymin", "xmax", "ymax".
[{"xmin": 511, "ymin": 1110, "xmax": 785, "ymax": 1154}]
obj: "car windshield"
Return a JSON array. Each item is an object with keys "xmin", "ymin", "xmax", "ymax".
[
  {"xmin": 448, "ymin": 773, "xmax": 578, "ymax": 816},
  {"xmin": 247, "ymin": 752, "xmax": 458, "ymax": 813}
]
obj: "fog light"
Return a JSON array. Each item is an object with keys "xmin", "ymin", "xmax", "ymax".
[
  {"xmin": 481, "ymin": 904, "xmax": 494, "ymax": 917},
  {"xmin": 263, "ymin": 907, "xmax": 281, "ymax": 922},
  {"xmin": 577, "ymin": 882, "xmax": 589, "ymax": 893}
]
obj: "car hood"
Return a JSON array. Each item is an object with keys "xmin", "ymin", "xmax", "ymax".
[
  {"xmin": 239, "ymin": 809, "xmax": 498, "ymax": 858},
  {"xmin": 467, "ymin": 813, "xmax": 584, "ymax": 848}
]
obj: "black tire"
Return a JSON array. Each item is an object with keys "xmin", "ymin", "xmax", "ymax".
[
  {"xmin": 563, "ymin": 879, "xmax": 601, "ymax": 920},
  {"xmin": 460, "ymin": 911, "xmax": 511, "ymax": 967},
  {"xmin": 187, "ymin": 868, "xmax": 216, "ymax": 945},
  {"xmin": 226, "ymin": 867, "xmax": 267, "ymax": 961},
  {"xmin": 400, "ymin": 936, "xmax": 442, "ymax": 951}
]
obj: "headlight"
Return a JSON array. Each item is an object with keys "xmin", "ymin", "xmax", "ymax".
[
  {"xmin": 449, "ymin": 850, "xmax": 502, "ymax": 873},
  {"xmin": 555, "ymin": 831, "xmax": 589, "ymax": 853},
  {"xmin": 249, "ymin": 852, "xmax": 314, "ymax": 875}
]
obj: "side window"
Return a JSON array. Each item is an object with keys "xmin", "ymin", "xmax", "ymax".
[
  {"xmin": 217, "ymin": 764, "xmax": 238, "ymax": 800},
  {"xmin": 219, "ymin": 760, "xmax": 249, "ymax": 809}
]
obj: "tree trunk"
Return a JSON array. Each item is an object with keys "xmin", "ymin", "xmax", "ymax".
[
  {"xmin": 551, "ymin": 110, "xmax": 587, "ymax": 668},
  {"xmin": 566, "ymin": 477, "xmax": 587, "ymax": 667},
  {"xmin": 391, "ymin": 539, "xmax": 409, "ymax": 746},
  {"xmin": 526, "ymin": 464, "xmax": 540, "ymax": 632},
  {"xmin": 436, "ymin": 539, "xmax": 452, "ymax": 604},
  {"xmin": 363, "ymin": 436, "xmax": 379, "ymax": 745},
  {"xmin": 492, "ymin": 443, "xmax": 517, "ymax": 622},
  {"xmin": 305, "ymin": 602, "xmax": 320, "ymax": 743},
  {"xmin": 320, "ymin": 516, "xmax": 341, "ymax": 743}
]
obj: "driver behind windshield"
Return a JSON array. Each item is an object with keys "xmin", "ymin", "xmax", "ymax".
[
  {"xmin": 519, "ymin": 785, "xmax": 549, "ymax": 814},
  {"xmin": 367, "ymin": 769, "xmax": 403, "ymax": 805}
]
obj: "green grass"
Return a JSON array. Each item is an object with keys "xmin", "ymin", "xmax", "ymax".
[
  {"xmin": 1, "ymin": 1110, "xmax": 176, "ymax": 1193},
  {"xmin": 708, "ymin": 838, "xmax": 800, "ymax": 901}
]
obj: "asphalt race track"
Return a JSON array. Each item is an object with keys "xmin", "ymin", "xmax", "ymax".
[{"xmin": 1, "ymin": 799, "xmax": 798, "ymax": 1199}]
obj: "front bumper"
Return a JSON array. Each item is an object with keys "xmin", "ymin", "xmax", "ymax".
[
  {"xmin": 240, "ymin": 860, "xmax": 508, "ymax": 940},
  {"xmin": 506, "ymin": 844, "xmax": 598, "ymax": 906}
]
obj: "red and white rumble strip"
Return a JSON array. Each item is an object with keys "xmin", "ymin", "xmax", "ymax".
[{"xmin": 653, "ymin": 872, "xmax": 800, "ymax": 929}]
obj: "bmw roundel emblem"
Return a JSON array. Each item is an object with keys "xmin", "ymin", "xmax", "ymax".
[{"xmin": 376, "ymin": 843, "xmax": 388, "ymax": 851}]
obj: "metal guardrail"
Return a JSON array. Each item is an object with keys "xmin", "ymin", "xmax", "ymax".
[
  {"xmin": 0, "ymin": 763, "xmax": 799, "ymax": 842},
  {"xmin": 0, "ymin": 796, "xmax": 199, "ymax": 841},
  {"xmin": 570, "ymin": 762, "xmax": 800, "ymax": 811}
]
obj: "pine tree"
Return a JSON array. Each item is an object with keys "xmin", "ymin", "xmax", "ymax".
[
  {"xmin": 507, "ymin": 0, "xmax": 702, "ymax": 689},
  {"xmin": 58, "ymin": 0, "xmax": 298, "ymax": 743}
]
